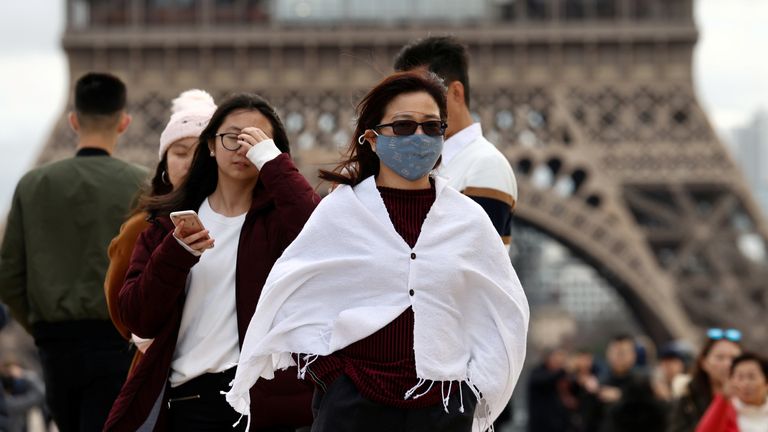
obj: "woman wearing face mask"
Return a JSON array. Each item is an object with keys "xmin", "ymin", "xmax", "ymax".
[
  {"xmin": 669, "ymin": 329, "xmax": 743, "ymax": 432},
  {"xmin": 104, "ymin": 93, "xmax": 320, "ymax": 432},
  {"xmin": 695, "ymin": 353, "xmax": 768, "ymax": 432},
  {"xmin": 226, "ymin": 71, "xmax": 529, "ymax": 432},
  {"xmin": 104, "ymin": 89, "xmax": 216, "ymax": 360}
]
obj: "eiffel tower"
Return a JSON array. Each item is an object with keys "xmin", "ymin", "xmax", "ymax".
[{"xmin": 44, "ymin": 0, "xmax": 768, "ymax": 346}]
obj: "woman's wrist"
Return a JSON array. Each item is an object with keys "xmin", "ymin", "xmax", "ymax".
[{"xmin": 246, "ymin": 139, "xmax": 282, "ymax": 170}]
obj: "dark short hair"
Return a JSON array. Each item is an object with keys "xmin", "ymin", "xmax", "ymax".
[
  {"xmin": 659, "ymin": 348, "xmax": 685, "ymax": 362},
  {"xmin": 394, "ymin": 36, "xmax": 471, "ymax": 107},
  {"xmin": 731, "ymin": 352, "xmax": 768, "ymax": 378},
  {"xmin": 609, "ymin": 334, "xmax": 635, "ymax": 346},
  {"xmin": 74, "ymin": 72, "xmax": 127, "ymax": 115}
]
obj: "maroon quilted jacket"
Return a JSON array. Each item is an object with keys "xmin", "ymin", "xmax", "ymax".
[{"xmin": 104, "ymin": 154, "xmax": 320, "ymax": 431}]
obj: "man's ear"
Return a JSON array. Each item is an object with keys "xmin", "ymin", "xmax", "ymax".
[
  {"xmin": 68, "ymin": 112, "xmax": 80, "ymax": 133},
  {"xmin": 449, "ymin": 81, "xmax": 465, "ymax": 105},
  {"xmin": 116, "ymin": 113, "xmax": 132, "ymax": 134}
]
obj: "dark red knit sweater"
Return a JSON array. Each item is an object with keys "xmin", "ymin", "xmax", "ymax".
[{"xmin": 308, "ymin": 183, "xmax": 445, "ymax": 407}]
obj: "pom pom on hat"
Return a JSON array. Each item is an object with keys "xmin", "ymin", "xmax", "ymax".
[{"xmin": 159, "ymin": 89, "xmax": 217, "ymax": 159}]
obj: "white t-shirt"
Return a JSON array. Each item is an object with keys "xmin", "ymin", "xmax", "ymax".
[
  {"xmin": 170, "ymin": 197, "xmax": 246, "ymax": 387},
  {"xmin": 734, "ymin": 397, "xmax": 768, "ymax": 432}
]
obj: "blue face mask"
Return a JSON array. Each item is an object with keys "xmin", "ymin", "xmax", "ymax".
[{"xmin": 371, "ymin": 132, "xmax": 443, "ymax": 181}]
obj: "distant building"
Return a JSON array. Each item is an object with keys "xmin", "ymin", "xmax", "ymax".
[{"xmin": 731, "ymin": 111, "xmax": 768, "ymax": 214}]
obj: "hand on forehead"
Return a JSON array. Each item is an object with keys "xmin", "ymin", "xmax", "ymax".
[{"xmin": 220, "ymin": 109, "xmax": 274, "ymax": 137}]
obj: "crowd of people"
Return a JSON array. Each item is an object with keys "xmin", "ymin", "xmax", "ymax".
[
  {"xmin": 0, "ymin": 36, "xmax": 528, "ymax": 432},
  {"xmin": 526, "ymin": 330, "xmax": 768, "ymax": 432},
  {"xmin": 0, "ymin": 33, "xmax": 763, "ymax": 432}
]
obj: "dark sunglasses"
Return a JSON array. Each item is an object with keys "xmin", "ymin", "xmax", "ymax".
[
  {"xmin": 707, "ymin": 328, "xmax": 741, "ymax": 342},
  {"xmin": 374, "ymin": 120, "xmax": 447, "ymax": 137}
]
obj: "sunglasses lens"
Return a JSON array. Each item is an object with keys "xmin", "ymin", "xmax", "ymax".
[
  {"xmin": 386, "ymin": 120, "xmax": 445, "ymax": 136},
  {"xmin": 422, "ymin": 121, "xmax": 444, "ymax": 136},
  {"xmin": 391, "ymin": 121, "xmax": 418, "ymax": 136},
  {"xmin": 707, "ymin": 328, "xmax": 742, "ymax": 342},
  {"xmin": 707, "ymin": 328, "xmax": 724, "ymax": 340}
]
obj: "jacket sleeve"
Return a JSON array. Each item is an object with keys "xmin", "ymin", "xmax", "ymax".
[
  {"xmin": 529, "ymin": 366, "xmax": 566, "ymax": 389},
  {"xmin": 0, "ymin": 185, "xmax": 31, "ymax": 332},
  {"xmin": 668, "ymin": 394, "xmax": 695, "ymax": 432},
  {"xmin": 104, "ymin": 214, "xmax": 150, "ymax": 341},
  {"xmin": 117, "ymin": 222, "xmax": 200, "ymax": 339},
  {"xmin": 461, "ymin": 152, "xmax": 516, "ymax": 247},
  {"xmin": 694, "ymin": 394, "xmax": 738, "ymax": 432},
  {"xmin": 467, "ymin": 195, "xmax": 513, "ymax": 244},
  {"xmin": 258, "ymin": 153, "xmax": 321, "ymax": 242}
]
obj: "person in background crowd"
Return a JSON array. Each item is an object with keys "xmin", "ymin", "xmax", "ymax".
[
  {"xmin": 695, "ymin": 352, "xmax": 768, "ymax": 432},
  {"xmin": 599, "ymin": 335, "xmax": 639, "ymax": 404},
  {"xmin": 1, "ymin": 359, "xmax": 46, "ymax": 432},
  {"xmin": 669, "ymin": 328, "xmax": 743, "ymax": 432},
  {"xmin": 655, "ymin": 347, "xmax": 689, "ymax": 401},
  {"xmin": 0, "ymin": 72, "xmax": 147, "ymax": 431},
  {"xmin": 582, "ymin": 335, "xmax": 641, "ymax": 430},
  {"xmin": 528, "ymin": 349, "xmax": 578, "ymax": 432},
  {"xmin": 600, "ymin": 374, "xmax": 668, "ymax": 432},
  {"xmin": 570, "ymin": 349, "xmax": 601, "ymax": 432}
]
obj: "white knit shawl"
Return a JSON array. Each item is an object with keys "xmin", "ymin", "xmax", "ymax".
[{"xmin": 226, "ymin": 176, "xmax": 529, "ymax": 430}]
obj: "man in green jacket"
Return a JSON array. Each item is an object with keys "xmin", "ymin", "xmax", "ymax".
[{"xmin": 0, "ymin": 72, "xmax": 147, "ymax": 431}]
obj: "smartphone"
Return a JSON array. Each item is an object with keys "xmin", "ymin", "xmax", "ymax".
[{"xmin": 170, "ymin": 210, "xmax": 208, "ymax": 237}]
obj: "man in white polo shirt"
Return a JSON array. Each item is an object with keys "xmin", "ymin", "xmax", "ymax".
[
  {"xmin": 394, "ymin": 36, "xmax": 518, "ymax": 246},
  {"xmin": 395, "ymin": 37, "xmax": 519, "ymax": 429}
]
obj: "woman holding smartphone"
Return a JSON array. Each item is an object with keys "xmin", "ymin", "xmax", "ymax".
[
  {"xmin": 105, "ymin": 93, "xmax": 319, "ymax": 432},
  {"xmin": 226, "ymin": 72, "xmax": 529, "ymax": 432}
]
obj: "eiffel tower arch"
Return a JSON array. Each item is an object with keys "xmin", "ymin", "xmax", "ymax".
[{"xmin": 45, "ymin": 0, "xmax": 768, "ymax": 346}]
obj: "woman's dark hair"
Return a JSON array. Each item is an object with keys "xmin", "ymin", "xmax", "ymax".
[
  {"xmin": 731, "ymin": 352, "xmax": 768, "ymax": 378},
  {"xmin": 688, "ymin": 338, "xmax": 741, "ymax": 401},
  {"xmin": 319, "ymin": 71, "xmax": 447, "ymax": 186},
  {"xmin": 145, "ymin": 93, "xmax": 290, "ymax": 217},
  {"xmin": 131, "ymin": 155, "xmax": 173, "ymax": 216}
]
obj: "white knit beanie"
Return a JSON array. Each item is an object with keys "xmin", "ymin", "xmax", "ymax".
[{"xmin": 158, "ymin": 89, "xmax": 217, "ymax": 159}]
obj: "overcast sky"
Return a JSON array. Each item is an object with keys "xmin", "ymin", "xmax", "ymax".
[{"xmin": 1, "ymin": 0, "xmax": 767, "ymax": 214}]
